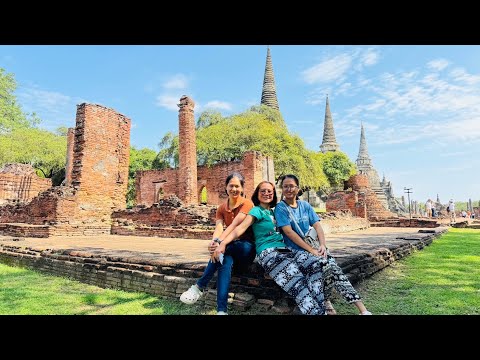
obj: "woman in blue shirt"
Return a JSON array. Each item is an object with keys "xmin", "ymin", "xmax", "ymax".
[{"xmin": 274, "ymin": 174, "xmax": 371, "ymax": 315}]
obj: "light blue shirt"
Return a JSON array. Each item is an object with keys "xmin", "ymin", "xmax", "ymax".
[{"xmin": 274, "ymin": 200, "xmax": 320, "ymax": 251}]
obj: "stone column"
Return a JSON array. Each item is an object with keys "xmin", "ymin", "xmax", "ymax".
[{"xmin": 178, "ymin": 96, "xmax": 197, "ymax": 205}]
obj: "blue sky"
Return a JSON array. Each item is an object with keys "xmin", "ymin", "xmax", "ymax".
[{"xmin": 0, "ymin": 45, "xmax": 479, "ymax": 205}]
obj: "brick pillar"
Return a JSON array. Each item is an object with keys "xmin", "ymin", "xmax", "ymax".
[
  {"xmin": 65, "ymin": 127, "xmax": 75, "ymax": 186},
  {"xmin": 178, "ymin": 96, "xmax": 197, "ymax": 205},
  {"xmin": 71, "ymin": 103, "xmax": 131, "ymax": 218}
]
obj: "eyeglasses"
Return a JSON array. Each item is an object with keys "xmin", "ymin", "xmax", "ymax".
[
  {"xmin": 259, "ymin": 189, "xmax": 274, "ymax": 194},
  {"xmin": 282, "ymin": 185, "xmax": 298, "ymax": 191}
]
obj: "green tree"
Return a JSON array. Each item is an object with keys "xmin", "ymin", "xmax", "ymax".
[
  {"xmin": 0, "ymin": 127, "xmax": 67, "ymax": 182},
  {"xmin": 156, "ymin": 109, "xmax": 331, "ymax": 191},
  {"xmin": 0, "ymin": 68, "xmax": 40, "ymax": 134},
  {"xmin": 322, "ymin": 151, "xmax": 357, "ymax": 193},
  {"xmin": 126, "ymin": 146, "xmax": 161, "ymax": 207},
  {"xmin": 196, "ymin": 110, "xmax": 223, "ymax": 129}
]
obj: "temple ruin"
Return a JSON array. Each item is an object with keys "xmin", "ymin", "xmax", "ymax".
[
  {"xmin": 0, "ymin": 103, "xmax": 131, "ymax": 237},
  {"xmin": 0, "ymin": 164, "xmax": 51, "ymax": 206}
]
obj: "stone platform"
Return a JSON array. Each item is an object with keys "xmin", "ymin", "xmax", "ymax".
[{"xmin": 0, "ymin": 226, "xmax": 448, "ymax": 313}]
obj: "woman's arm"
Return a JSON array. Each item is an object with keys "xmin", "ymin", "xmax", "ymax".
[
  {"xmin": 219, "ymin": 212, "xmax": 247, "ymax": 240},
  {"xmin": 213, "ymin": 215, "xmax": 255, "ymax": 261},
  {"xmin": 312, "ymin": 221, "xmax": 327, "ymax": 257},
  {"xmin": 280, "ymin": 225, "xmax": 319, "ymax": 255}
]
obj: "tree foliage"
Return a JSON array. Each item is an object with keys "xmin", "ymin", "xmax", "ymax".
[
  {"xmin": 154, "ymin": 108, "xmax": 356, "ymax": 192},
  {"xmin": 0, "ymin": 127, "xmax": 67, "ymax": 180},
  {"xmin": 126, "ymin": 146, "xmax": 163, "ymax": 207},
  {"xmin": 0, "ymin": 68, "xmax": 39, "ymax": 134},
  {"xmin": 322, "ymin": 151, "xmax": 357, "ymax": 192}
]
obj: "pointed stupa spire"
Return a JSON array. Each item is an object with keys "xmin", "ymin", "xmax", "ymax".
[
  {"xmin": 260, "ymin": 46, "xmax": 279, "ymax": 110},
  {"xmin": 356, "ymin": 123, "xmax": 372, "ymax": 172},
  {"xmin": 320, "ymin": 95, "xmax": 340, "ymax": 153}
]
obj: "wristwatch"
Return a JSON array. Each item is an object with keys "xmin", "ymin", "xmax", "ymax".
[{"xmin": 213, "ymin": 238, "xmax": 222, "ymax": 244}]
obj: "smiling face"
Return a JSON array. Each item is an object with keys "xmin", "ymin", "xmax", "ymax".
[
  {"xmin": 226, "ymin": 176, "xmax": 243, "ymax": 200},
  {"xmin": 281, "ymin": 177, "xmax": 299, "ymax": 201},
  {"xmin": 258, "ymin": 182, "xmax": 275, "ymax": 205}
]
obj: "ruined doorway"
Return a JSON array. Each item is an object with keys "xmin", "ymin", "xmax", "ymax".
[{"xmin": 200, "ymin": 186, "xmax": 208, "ymax": 205}]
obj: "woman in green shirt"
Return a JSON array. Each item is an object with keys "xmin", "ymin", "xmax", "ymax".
[{"xmin": 214, "ymin": 180, "xmax": 327, "ymax": 315}]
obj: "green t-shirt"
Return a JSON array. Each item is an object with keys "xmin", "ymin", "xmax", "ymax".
[{"xmin": 248, "ymin": 206, "xmax": 286, "ymax": 255}]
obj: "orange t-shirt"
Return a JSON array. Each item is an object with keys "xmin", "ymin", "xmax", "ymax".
[{"xmin": 216, "ymin": 198, "xmax": 255, "ymax": 242}]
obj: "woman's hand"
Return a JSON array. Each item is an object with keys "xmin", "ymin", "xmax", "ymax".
[
  {"xmin": 310, "ymin": 245, "xmax": 327, "ymax": 258},
  {"xmin": 208, "ymin": 240, "xmax": 219, "ymax": 255},
  {"xmin": 212, "ymin": 243, "xmax": 226, "ymax": 262},
  {"xmin": 317, "ymin": 244, "xmax": 327, "ymax": 258}
]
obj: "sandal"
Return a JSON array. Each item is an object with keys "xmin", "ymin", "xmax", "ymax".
[
  {"xmin": 325, "ymin": 300, "xmax": 337, "ymax": 315},
  {"xmin": 180, "ymin": 284, "xmax": 203, "ymax": 305}
]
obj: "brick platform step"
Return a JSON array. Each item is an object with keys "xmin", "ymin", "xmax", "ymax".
[
  {"xmin": 111, "ymin": 225, "xmax": 213, "ymax": 240},
  {"xmin": 0, "ymin": 223, "xmax": 51, "ymax": 238}
]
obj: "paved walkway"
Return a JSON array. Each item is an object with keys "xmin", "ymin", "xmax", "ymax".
[{"xmin": 0, "ymin": 226, "xmax": 448, "ymax": 266}]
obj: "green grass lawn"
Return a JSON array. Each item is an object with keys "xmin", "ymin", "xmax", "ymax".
[
  {"xmin": 0, "ymin": 265, "xmax": 210, "ymax": 315},
  {"xmin": 331, "ymin": 228, "xmax": 480, "ymax": 315},
  {"xmin": 0, "ymin": 228, "xmax": 478, "ymax": 315}
]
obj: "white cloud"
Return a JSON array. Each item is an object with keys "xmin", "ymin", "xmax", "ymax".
[
  {"xmin": 449, "ymin": 67, "xmax": 480, "ymax": 85},
  {"xmin": 156, "ymin": 94, "xmax": 181, "ymax": 111},
  {"xmin": 17, "ymin": 86, "xmax": 81, "ymax": 130},
  {"xmin": 203, "ymin": 100, "xmax": 232, "ymax": 111},
  {"xmin": 163, "ymin": 74, "xmax": 189, "ymax": 90},
  {"xmin": 337, "ymin": 59, "xmax": 480, "ymax": 147},
  {"xmin": 427, "ymin": 58, "xmax": 450, "ymax": 71},
  {"xmin": 301, "ymin": 54, "xmax": 352, "ymax": 84},
  {"xmin": 361, "ymin": 48, "xmax": 379, "ymax": 66}
]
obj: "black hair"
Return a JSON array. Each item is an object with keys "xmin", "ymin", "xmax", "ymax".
[
  {"xmin": 225, "ymin": 172, "xmax": 245, "ymax": 196},
  {"xmin": 280, "ymin": 174, "xmax": 299, "ymax": 187},
  {"xmin": 251, "ymin": 181, "xmax": 278, "ymax": 206},
  {"xmin": 280, "ymin": 174, "xmax": 301, "ymax": 199}
]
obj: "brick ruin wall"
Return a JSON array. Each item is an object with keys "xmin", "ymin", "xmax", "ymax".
[
  {"xmin": 0, "ymin": 173, "xmax": 52, "ymax": 206},
  {"xmin": 135, "ymin": 151, "xmax": 274, "ymax": 207},
  {"xmin": 0, "ymin": 104, "xmax": 131, "ymax": 237},
  {"xmin": 327, "ymin": 174, "xmax": 397, "ymax": 221},
  {"xmin": 111, "ymin": 196, "xmax": 217, "ymax": 240}
]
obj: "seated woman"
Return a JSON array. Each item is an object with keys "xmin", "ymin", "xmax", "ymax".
[
  {"xmin": 214, "ymin": 181, "xmax": 328, "ymax": 315},
  {"xmin": 180, "ymin": 172, "xmax": 256, "ymax": 315},
  {"xmin": 274, "ymin": 174, "xmax": 372, "ymax": 315}
]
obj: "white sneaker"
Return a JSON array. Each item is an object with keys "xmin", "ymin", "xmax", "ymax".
[
  {"xmin": 180, "ymin": 284, "xmax": 203, "ymax": 305},
  {"xmin": 360, "ymin": 310, "xmax": 372, "ymax": 315},
  {"xmin": 216, "ymin": 311, "xmax": 228, "ymax": 315}
]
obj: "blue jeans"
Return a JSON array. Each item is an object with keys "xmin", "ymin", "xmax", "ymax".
[{"xmin": 196, "ymin": 240, "xmax": 255, "ymax": 312}]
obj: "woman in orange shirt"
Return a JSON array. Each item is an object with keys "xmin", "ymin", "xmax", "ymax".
[{"xmin": 180, "ymin": 172, "xmax": 255, "ymax": 315}]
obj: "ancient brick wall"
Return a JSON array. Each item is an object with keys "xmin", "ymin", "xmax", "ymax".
[
  {"xmin": 178, "ymin": 96, "xmax": 197, "ymax": 205},
  {"xmin": 327, "ymin": 191, "xmax": 367, "ymax": 218},
  {"xmin": 71, "ymin": 104, "xmax": 130, "ymax": 212},
  {"xmin": 64, "ymin": 128, "xmax": 75, "ymax": 186},
  {"xmin": 135, "ymin": 168, "xmax": 178, "ymax": 206},
  {"xmin": 0, "ymin": 187, "xmax": 60, "ymax": 225},
  {"xmin": 0, "ymin": 104, "xmax": 131, "ymax": 237},
  {"xmin": 0, "ymin": 173, "xmax": 52, "ymax": 206},
  {"xmin": 111, "ymin": 196, "xmax": 216, "ymax": 239},
  {"xmin": 136, "ymin": 151, "xmax": 274, "ymax": 207},
  {"xmin": 327, "ymin": 174, "xmax": 396, "ymax": 221}
]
